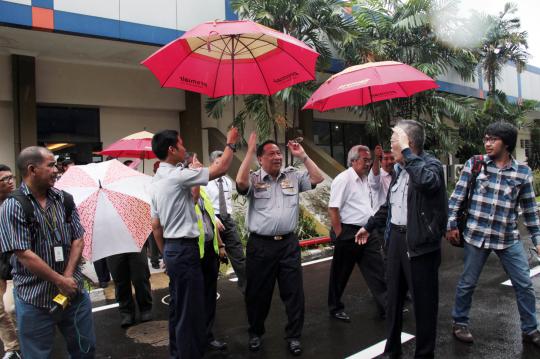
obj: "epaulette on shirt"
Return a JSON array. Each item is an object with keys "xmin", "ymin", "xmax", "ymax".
[{"xmin": 283, "ymin": 166, "xmax": 297, "ymax": 173}]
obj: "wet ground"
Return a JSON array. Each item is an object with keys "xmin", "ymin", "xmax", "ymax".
[{"xmin": 43, "ymin": 241, "xmax": 540, "ymax": 358}]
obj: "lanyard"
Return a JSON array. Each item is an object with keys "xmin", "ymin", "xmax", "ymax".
[{"xmin": 39, "ymin": 203, "xmax": 58, "ymax": 233}]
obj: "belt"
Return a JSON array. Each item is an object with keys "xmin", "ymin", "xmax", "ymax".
[
  {"xmin": 253, "ymin": 232, "xmax": 293, "ymax": 241},
  {"xmin": 164, "ymin": 237, "xmax": 198, "ymax": 242},
  {"xmin": 390, "ymin": 223, "xmax": 407, "ymax": 233}
]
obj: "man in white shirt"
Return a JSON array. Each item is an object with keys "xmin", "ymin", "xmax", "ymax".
[
  {"xmin": 206, "ymin": 150, "xmax": 246, "ymax": 293},
  {"xmin": 328, "ymin": 145, "xmax": 387, "ymax": 323},
  {"xmin": 370, "ymin": 146, "xmax": 395, "ymax": 212}
]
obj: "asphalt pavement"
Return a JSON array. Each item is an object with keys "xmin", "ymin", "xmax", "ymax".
[{"xmin": 41, "ymin": 240, "xmax": 540, "ymax": 358}]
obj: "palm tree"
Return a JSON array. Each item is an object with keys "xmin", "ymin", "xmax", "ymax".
[
  {"xmin": 206, "ymin": 0, "xmax": 357, "ymax": 143},
  {"xmin": 477, "ymin": 2, "xmax": 528, "ymax": 95},
  {"xmin": 341, "ymin": 0, "xmax": 479, "ymax": 152}
]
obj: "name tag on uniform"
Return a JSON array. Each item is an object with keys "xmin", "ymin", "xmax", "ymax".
[
  {"xmin": 54, "ymin": 246, "xmax": 64, "ymax": 262},
  {"xmin": 280, "ymin": 180, "xmax": 293, "ymax": 189},
  {"xmin": 254, "ymin": 182, "xmax": 269, "ymax": 192}
]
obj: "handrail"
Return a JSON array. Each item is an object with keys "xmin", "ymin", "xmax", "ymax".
[{"xmin": 299, "ymin": 236, "xmax": 331, "ymax": 247}]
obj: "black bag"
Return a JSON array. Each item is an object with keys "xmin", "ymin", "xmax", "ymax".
[
  {"xmin": 0, "ymin": 189, "xmax": 76, "ymax": 279},
  {"xmin": 454, "ymin": 155, "xmax": 485, "ymax": 247}
]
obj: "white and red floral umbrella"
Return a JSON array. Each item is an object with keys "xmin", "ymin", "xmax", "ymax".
[{"xmin": 55, "ymin": 160, "xmax": 152, "ymax": 261}]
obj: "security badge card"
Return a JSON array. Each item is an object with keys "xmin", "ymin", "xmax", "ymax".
[
  {"xmin": 254, "ymin": 182, "xmax": 269, "ymax": 192},
  {"xmin": 53, "ymin": 229, "xmax": 65, "ymax": 262},
  {"xmin": 280, "ymin": 179, "xmax": 295, "ymax": 193}
]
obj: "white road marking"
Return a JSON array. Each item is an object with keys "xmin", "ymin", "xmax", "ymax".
[
  {"xmin": 346, "ymin": 332, "xmax": 414, "ymax": 359},
  {"xmin": 301, "ymin": 256, "xmax": 333, "ymax": 267},
  {"xmin": 229, "ymin": 277, "xmax": 238, "ymax": 282},
  {"xmin": 501, "ymin": 265, "xmax": 540, "ymax": 286},
  {"xmin": 92, "ymin": 303, "xmax": 119, "ymax": 313}
]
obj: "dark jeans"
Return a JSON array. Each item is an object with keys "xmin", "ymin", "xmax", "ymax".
[
  {"xmin": 201, "ymin": 241, "xmax": 219, "ymax": 342},
  {"xmin": 245, "ymin": 233, "xmax": 304, "ymax": 340},
  {"xmin": 384, "ymin": 229, "xmax": 440, "ymax": 359},
  {"xmin": 328, "ymin": 224, "xmax": 387, "ymax": 315},
  {"xmin": 217, "ymin": 214, "xmax": 246, "ymax": 292},
  {"xmin": 164, "ymin": 238, "xmax": 205, "ymax": 359},
  {"xmin": 93, "ymin": 258, "xmax": 110, "ymax": 283},
  {"xmin": 106, "ymin": 251, "xmax": 152, "ymax": 318}
]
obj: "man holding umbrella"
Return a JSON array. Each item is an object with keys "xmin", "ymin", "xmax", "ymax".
[{"xmin": 150, "ymin": 127, "xmax": 238, "ymax": 359}]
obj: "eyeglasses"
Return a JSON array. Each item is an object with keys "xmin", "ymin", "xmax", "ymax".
[
  {"xmin": 483, "ymin": 136, "xmax": 501, "ymax": 144},
  {"xmin": 0, "ymin": 175, "xmax": 14, "ymax": 183}
]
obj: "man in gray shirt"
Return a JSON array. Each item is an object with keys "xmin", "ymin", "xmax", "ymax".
[
  {"xmin": 236, "ymin": 132, "xmax": 324, "ymax": 356},
  {"xmin": 150, "ymin": 128, "xmax": 238, "ymax": 359}
]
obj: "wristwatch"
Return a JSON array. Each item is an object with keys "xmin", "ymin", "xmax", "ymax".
[{"xmin": 226, "ymin": 143, "xmax": 237, "ymax": 152}]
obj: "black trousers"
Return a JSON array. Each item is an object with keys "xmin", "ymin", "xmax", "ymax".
[
  {"xmin": 106, "ymin": 250, "xmax": 152, "ymax": 317},
  {"xmin": 93, "ymin": 257, "xmax": 110, "ymax": 283},
  {"xmin": 384, "ymin": 229, "xmax": 440, "ymax": 359},
  {"xmin": 217, "ymin": 214, "xmax": 246, "ymax": 292},
  {"xmin": 328, "ymin": 224, "xmax": 387, "ymax": 315},
  {"xmin": 201, "ymin": 241, "xmax": 219, "ymax": 342},
  {"xmin": 245, "ymin": 233, "xmax": 304, "ymax": 340},
  {"xmin": 164, "ymin": 238, "xmax": 205, "ymax": 359}
]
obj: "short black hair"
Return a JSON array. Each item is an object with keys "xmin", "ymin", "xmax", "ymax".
[
  {"xmin": 62, "ymin": 159, "xmax": 74, "ymax": 167},
  {"xmin": 16, "ymin": 146, "xmax": 50, "ymax": 177},
  {"xmin": 485, "ymin": 121, "xmax": 518, "ymax": 153},
  {"xmin": 0, "ymin": 164, "xmax": 11, "ymax": 172},
  {"xmin": 152, "ymin": 130, "xmax": 179, "ymax": 160},
  {"xmin": 123, "ymin": 160, "xmax": 133, "ymax": 166},
  {"xmin": 256, "ymin": 140, "xmax": 278, "ymax": 157}
]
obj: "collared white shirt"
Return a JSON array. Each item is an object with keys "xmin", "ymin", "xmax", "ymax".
[
  {"xmin": 329, "ymin": 167, "xmax": 378, "ymax": 226},
  {"xmin": 150, "ymin": 162, "xmax": 209, "ymax": 238},
  {"xmin": 206, "ymin": 175, "xmax": 234, "ymax": 215},
  {"xmin": 369, "ymin": 167, "xmax": 394, "ymax": 212},
  {"xmin": 389, "ymin": 165, "xmax": 409, "ymax": 226}
]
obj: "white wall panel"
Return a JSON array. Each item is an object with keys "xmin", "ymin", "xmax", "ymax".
[
  {"xmin": 0, "ymin": 102, "xmax": 15, "ymax": 170},
  {"xmin": 437, "ymin": 68, "xmax": 478, "ymax": 88},
  {"xmin": 521, "ymin": 71, "xmax": 540, "ymax": 101},
  {"xmin": 2, "ymin": 0, "xmax": 31, "ymax": 6},
  {"xmin": 496, "ymin": 65, "xmax": 518, "ymax": 97},
  {"xmin": 119, "ymin": 0, "xmax": 176, "ymax": 29},
  {"xmin": 0, "ymin": 55, "xmax": 12, "ymax": 102},
  {"xmin": 177, "ymin": 0, "xmax": 226, "ymax": 31},
  {"xmin": 54, "ymin": 0, "xmax": 120, "ymax": 20}
]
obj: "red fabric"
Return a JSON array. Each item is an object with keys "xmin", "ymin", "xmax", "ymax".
[
  {"xmin": 100, "ymin": 138, "xmax": 155, "ymax": 159},
  {"xmin": 141, "ymin": 20, "xmax": 319, "ymax": 98},
  {"xmin": 303, "ymin": 61, "xmax": 438, "ymax": 112}
]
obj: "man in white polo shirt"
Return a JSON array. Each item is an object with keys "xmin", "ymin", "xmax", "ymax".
[
  {"xmin": 327, "ymin": 145, "xmax": 387, "ymax": 323},
  {"xmin": 150, "ymin": 128, "xmax": 238, "ymax": 359}
]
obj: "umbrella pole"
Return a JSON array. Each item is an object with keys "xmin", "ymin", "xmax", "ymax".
[{"xmin": 231, "ymin": 35, "xmax": 236, "ymax": 122}]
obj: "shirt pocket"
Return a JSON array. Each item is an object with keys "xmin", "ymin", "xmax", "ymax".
[
  {"xmin": 474, "ymin": 173, "xmax": 489, "ymax": 194},
  {"xmin": 281, "ymin": 186, "xmax": 298, "ymax": 208},
  {"xmin": 253, "ymin": 189, "xmax": 271, "ymax": 210},
  {"xmin": 503, "ymin": 178, "xmax": 520, "ymax": 201}
]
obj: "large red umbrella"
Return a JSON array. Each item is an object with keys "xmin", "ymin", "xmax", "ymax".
[
  {"xmin": 99, "ymin": 131, "xmax": 156, "ymax": 159},
  {"xmin": 302, "ymin": 61, "xmax": 438, "ymax": 112},
  {"xmin": 141, "ymin": 20, "xmax": 319, "ymax": 117}
]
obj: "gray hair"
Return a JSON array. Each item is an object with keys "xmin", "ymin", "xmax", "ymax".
[
  {"xmin": 209, "ymin": 150, "xmax": 223, "ymax": 163},
  {"xmin": 396, "ymin": 119, "xmax": 425, "ymax": 152},
  {"xmin": 347, "ymin": 145, "xmax": 370, "ymax": 167},
  {"xmin": 16, "ymin": 146, "xmax": 52, "ymax": 177}
]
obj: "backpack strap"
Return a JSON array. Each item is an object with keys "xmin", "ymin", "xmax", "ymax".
[
  {"xmin": 8, "ymin": 189, "xmax": 37, "ymax": 227},
  {"xmin": 470, "ymin": 155, "xmax": 485, "ymax": 177},
  {"xmin": 61, "ymin": 190, "xmax": 75, "ymax": 223}
]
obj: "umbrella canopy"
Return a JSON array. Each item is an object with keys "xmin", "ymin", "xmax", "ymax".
[
  {"xmin": 303, "ymin": 61, "xmax": 438, "ymax": 112},
  {"xmin": 55, "ymin": 160, "xmax": 152, "ymax": 261},
  {"xmin": 141, "ymin": 20, "xmax": 319, "ymax": 98},
  {"xmin": 99, "ymin": 131, "xmax": 156, "ymax": 159}
]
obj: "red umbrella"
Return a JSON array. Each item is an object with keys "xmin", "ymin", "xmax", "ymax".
[
  {"xmin": 302, "ymin": 61, "xmax": 438, "ymax": 112},
  {"xmin": 99, "ymin": 131, "xmax": 156, "ymax": 159},
  {"xmin": 141, "ymin": 20, "xmax": 319, "ymax": 117}
]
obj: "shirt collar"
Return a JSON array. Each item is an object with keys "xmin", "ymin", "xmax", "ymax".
[
  {"xmin": 20, "ymin": 182, "xmax": 61, "ymax": 202},
  {"xmin": 347, "ymin": 167, "xmax": 367, "ymax": 182},
  {"xmin": 260, "ymin": 168, "xmax": 285, "ymax": 181},
  {"xmin": 484, "ymin": 154, "xmax": 518, "ymax": 171}
]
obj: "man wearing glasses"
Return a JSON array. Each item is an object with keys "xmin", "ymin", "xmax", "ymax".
[
  {"xmin": 327, "ymin": 145, "xmax": 387, "ymax": 323},
  {"xmin": 447, "ymin": 121, "xmax": 540, "ymax": 347}
]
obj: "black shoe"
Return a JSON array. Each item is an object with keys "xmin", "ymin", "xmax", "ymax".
[
  {"xmin": 248, "ymin": 335, "xmax": 261, "ymax": 351},
  {"xmin": 452, "ymin": 324, "xmax": 473, "ymax": 343},
  {"xmin": 140, "ymin": 311, "xmax": 153, "ymax": 322},
  {"xmin": 331, "ymin": 311, "xmax": 351, "ymax": 323},
  {"xmin": 99, "ymin": 281, "xmax": 109, "ymax": 288},
  {"xmin": 120, "ymin": 314, "xmax": 135, "ymax": 328},
  {"xmin": 288, "ymin": 339, "xmax": 302, "ymax": 356},
  {"xmin": 208, "ymin": 339, "xmax": 228, "ymax": 350},
  {"xmin": 151, "ymin": 262, "xmax": 160, "ymax": 269},
  {"xmin": 522, "ymin": 330, "xmax": 540, "ymax": 348}
]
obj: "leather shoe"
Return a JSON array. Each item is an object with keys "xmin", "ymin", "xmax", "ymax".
[
  {"xmin": 522, "ymin": 330, "xmax": 540, "ymax": 348},
  {"xmin": 452, "ymin": 324, "xmax": 473, "ymax": 343},
  {"xmin": 208, "ymin": 339, "xmax": 227, "ymax": 350},
  {"xmin": 331, "ymin": 311, "xmax": 351, "ymax": 323},
  {"xmin": 288, "ymin": 339, "xmax": 302, "ymax": 356},
  {"xmin": 248, "ymin": 335, "xmax": 261, "ymax": 351},
  {"xmin": 120, "ymin": 314, "xmax": 135, "ymax": 328},
  {"xmin": 140, "ymin": 311, "xmax": 153, "ymax": 322}
]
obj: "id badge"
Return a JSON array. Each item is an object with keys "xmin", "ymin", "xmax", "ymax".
[{"xmin": 54, "ymin": 245, "xmax": 64, "ymax": 262}]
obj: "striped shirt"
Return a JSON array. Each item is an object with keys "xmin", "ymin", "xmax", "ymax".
[
  {"xmin": 448, "ymin": 155, "xmax": 540, "ymax": 249},
  {"xmin": 0, "ymin": 182, "xmax": 85, "ymax": 309}
]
